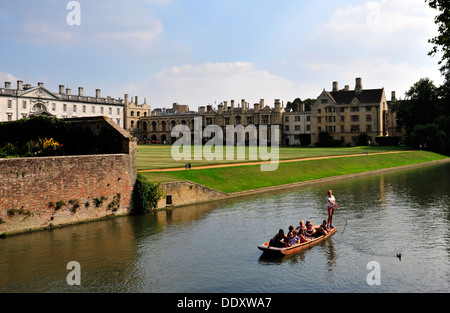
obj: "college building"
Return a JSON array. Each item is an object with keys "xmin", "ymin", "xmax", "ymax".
[
  {"xmin": 0, "ymin": 80, "xmax": 125, "ymax": 128},
  {"xmin": 1, "ymin": 77, "xmax": 404, "ymax": 147}
]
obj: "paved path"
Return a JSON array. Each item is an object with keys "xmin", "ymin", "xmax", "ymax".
[{"xmin": 139, "ymin": 150, "xmax": 414, "ymax": 173}]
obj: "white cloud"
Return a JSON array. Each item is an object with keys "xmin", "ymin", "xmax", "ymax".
[
  {"xmin": 125, "ymin": 62, "xmax": 302, "ymax": 109},
  {"xmin": 0, "ymin": 71, "xmax": 19, "ymax": 84}
]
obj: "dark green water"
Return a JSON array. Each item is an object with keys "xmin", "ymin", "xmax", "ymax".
[{"xmin": 1, "ymin": 163, "xmax": 450, "ymax": 293}]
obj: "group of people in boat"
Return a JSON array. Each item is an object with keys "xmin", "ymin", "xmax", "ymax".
[
  {"xmin": 268, "ymin": 190, "xmax": 339, "ymax": 248},
  {"xmin": 269, "ymin": 220, "xmax": 332, "ymax": 248}
]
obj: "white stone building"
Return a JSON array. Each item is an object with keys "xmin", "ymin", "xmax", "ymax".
[{"xmin": 0, "ymin": 80, "xmax": 124, "ymax": 128}]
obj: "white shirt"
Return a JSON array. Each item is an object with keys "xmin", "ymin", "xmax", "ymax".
[{"xmin": 327, "ymin": 195, "xmax": 336, "ymax": 208}]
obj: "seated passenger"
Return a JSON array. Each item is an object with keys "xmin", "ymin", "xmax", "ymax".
[
  {"xmin": 313, "ymin": 220, "xmax": 329, "ymax": 237},
  {"xmin": 269, "ymin": 229, "xmax": 288, "ymax": 248},
  {"xmin": 295, "ymin": 220, "xmax": 306, "ymax": 236},
  {"xmin": 304, "ymin": 221, "xmax": 316, "ymax": 238},
  {"xmin": 289, "ymin": 230, "xmax": 301, "ymax": 245}
]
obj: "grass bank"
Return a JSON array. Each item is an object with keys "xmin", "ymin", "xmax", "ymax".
[
  {"xmin": 140, "ymin": 151, "xmax": 448, "ymax": 193},
  {"xmin": 137, "ymin": 144, "xmax": 409, "ymax": 170}
]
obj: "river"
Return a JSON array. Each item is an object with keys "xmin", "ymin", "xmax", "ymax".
[{"xmin": 1, "ymin": 162, "xmax": 450, "ymax": 293}]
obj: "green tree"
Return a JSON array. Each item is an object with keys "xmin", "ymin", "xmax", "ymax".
[{"xmin": 390, "ymin": 78, "xmax": 439, "ymax": 135}]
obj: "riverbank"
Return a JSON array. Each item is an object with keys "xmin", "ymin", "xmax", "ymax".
[{"xmin": 141, "ymin": 150, "xmax": 448, "ymax": 194}]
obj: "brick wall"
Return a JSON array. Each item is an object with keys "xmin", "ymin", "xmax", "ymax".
[{"xmin": 0, "ymin": 153, "xmax": 135, "ymax": 235}]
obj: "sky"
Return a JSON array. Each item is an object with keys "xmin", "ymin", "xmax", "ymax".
[{"xmin": 0, "ymin": 0, "xmax": 444, "ymax": 110}]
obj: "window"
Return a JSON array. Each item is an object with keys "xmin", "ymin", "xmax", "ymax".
[
  {"xmin": 350, "ymin": 107, "xmax": 360, "ymax": 112},
  {"xmin": 340, "ymin": 125, "xmax": 345, "ymax": 133},
  {"xmin": 22, "ymin": 101, "xmax": 26, "ymax": 109},
  {"xmin": 317, "ymin": 117, "xmax": 321, "ymax": 123},
  {"xmin": 351, "ymin": 115, "xmax": 359, "ymax": 122},
  {"xmin": 285, "ymin": 126, "xmax": 289, "ymax": 131},
  {"xmin": 366, "ymin": 125, "xmax": 372, "ymax": 132},
  {"xmin": 340, "ymin": 116, "xmax": 345, "ymax": 122},
  {"xmin": 317, "ymin": 109, "xmax": 322, "ymax": 114},
  {"xmin": 83, "ymin": 105, "xmax": 86, "ymax": 113},
  {"xmin": 52, "ymin": 103, "xmax": 56, "ymax": 111},
  {"xmin": 92, "ymin": 106, "xmax": 95, "ymax": 113},
  {"xmin": 321, "ymin": 99, "xmax": 328, "ymax": 104},
  {"xmin": 262, "ymin": 115, "xmax": 269, "ymax": 124},
  {"xmin": 366, "ymin": 115, "xmax": 372, "ymax": 122},
  {"xmin": 109, "ymin": 107, "xmax": 112, "ymax": 115},
  {"xmin": 73, "ymin": 105, "xmax": 77, "ymax": 113},
  {"xmin": 101, "ymin": 107, "xmax": 104, "ymax": 114},
  {"xmin": 285, "ymin": 116, "xmax": 289, "ymax": 122},
  {"xmin": 306, "ymin": 115, "xmax": 311, "ymax": 122},
  {"xmin": 340, "ymin": 107, "xmax": 345, "ymax": 113},
  {"xmin": 63, "ymin": 104, "xmax": 67, "ymax": 112},
  {"xmin": 351, "ymin": 125, "xmax": 360, "ymax": 133},
  {"xmin": 7, "ymin": 100, "xmax": 12, "ymax": 109},
  {"xmin": 295, "ymin": 125, "xmax": 301, "ymax": 131},
  {"xmin": 306, "ymin": 125, "xmax": 311, "ymax": 131},
  {"xmin": 366, "ymin": 107, "xmax": 372, "ymax": 112},
  {"xmin": 224, "ymin": 118, "xmax": 229, "ymax": 125},
  {"xmin": 117, "ymin": 108, "xmax": 121, "ymax": 115},
  {"xmin": 295, "ymin": 116, "xmax": 300, "ymax": 122}
]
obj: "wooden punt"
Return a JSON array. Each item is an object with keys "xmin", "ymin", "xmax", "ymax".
[{"xmin": 257, "ymin": 226, "xmax": 337, "ymax": 255}]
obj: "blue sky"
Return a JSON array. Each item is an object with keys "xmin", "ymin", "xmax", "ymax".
[{"xmin": 0, "ymin": 0, "xmax": 444, "ymax": 109}]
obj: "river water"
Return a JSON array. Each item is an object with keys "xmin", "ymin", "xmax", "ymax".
[{"xmin": 1, "ymin": 162, "xmax": 450, "ymax": 293}]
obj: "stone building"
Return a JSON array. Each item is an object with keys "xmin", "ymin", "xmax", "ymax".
[
  {"xmin": 123, "ymin": 95, "xmax": 152, "ymax": 139},
  {"xmin": 282, "ymin": 103, "xmax": 312, "ymax": 146},
  {"xmin": 137, "ymin": 99, "xmax": 285, "ymax": 144},
  {"xmin": 0, "ymin": 80, "xmax": 125, "ymax": 127},
  {"xmin": 311, "ymin": 78, "xmax": 389, "ymax": 146}
]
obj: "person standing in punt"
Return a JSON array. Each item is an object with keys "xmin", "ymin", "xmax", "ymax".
[{"xmin": 327, "ymin": 190, "xmax": 339, "ymax": 229}]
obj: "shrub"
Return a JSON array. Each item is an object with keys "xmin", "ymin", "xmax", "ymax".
[{"xmin": 132, "ymin": 173, "xmax": 163, "ymax": 215}]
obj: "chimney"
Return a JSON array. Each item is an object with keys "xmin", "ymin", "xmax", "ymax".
[
  {"xmin": 260, "ymin": 99, "xmax": 265, "ymax": 108},
  {"xmin": 391, "ymin": 91, "xmax": 397, "ymax": 102},
  {"xmin": 199, "ymin": 106, "xmax": 206, "ymax": 115},
  {"xmin": 59, "ymin": 85, "xmax": 65, "ymax": 94},
  {"xmin": 96, "ymin": 89, "xmax": 101, "ymax": 98},
  {"xmin": 218, "ymin": 104, "xmax": 223, "ymax": 114},
  {"xmin": 4, "ymin": 82, "xmax": 11, "ymax": 89},
  {"xmin": 66, "ymin": 88, "xmax": 71, "ymax": 95},
  {"xmin": 38, "ymin": 82, "xmax": 44, "ymax": 87},
  {"xmin": 231, "ymin": 100, "xmax": 235, "ymax": 110},
  {"xmin": 17, "ymin": 80, "xmax": 23, "ymax": 91},
  {"xmin": 135, "ymin": 96, "xmax": 139, "ymax": 104},
  {"xmin": 254, "ymin": 102, "xmax": 261, "ymax": 111},
  {"xmin": 344, "ymin": 85, "xmax": 350, "ymax": 91},
  {"xmin": 274, "ymin": 99, "xmax": 281, "ymax": 111},
  {"xmin": 78, "ymin": 87, "xmax": 84, "ymax": 96},
  {"xmin": 355, "ymin": 77, "xmax": 363, "ymax": 93},
  {"xmin": 332, "ymin": 81, "xmax": 339, "ymax": 92},
  {"xmin": 241, "ymin": 99, "xmax": 246, "ymax": 110}
]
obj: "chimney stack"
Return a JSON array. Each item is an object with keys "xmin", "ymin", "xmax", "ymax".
[
  {"xmin": 344, "ymin": 85, "xmax": 350, "ymax": 91},
  {"xmin": 66, "ymin": 88, "xmax": 71, "ymax": 95},
  {"xmin": 78, "ymin": 87, "xmax": 84, "ymax": 96},
  {"xmin": 17, "ymin": 80, "xmax": 23, "ymax": 91},
  {"xmin": 391, "ymin": 91, "xmax": 397, "ymax": 102},
  {"xmin": 96, "ymin": 89, "xmax": 101, "ymax": 98},
  {"xmin": 4, "ymin": 82, "xmax": 11, "ymax": 89},
  {"xmin": 38, "ymin": 82, "xmax": 44, "ymax": 87},
  {"xmin": 355, "ymin": 77, "xmax": 363, "ymax": 93},
  {"xmin": 332, "ymin": 81, "xmax": 339, "ymax": 92},
  {"xmin": 59, "ymin": 85, "xmax": 65, "ymax": 94}
]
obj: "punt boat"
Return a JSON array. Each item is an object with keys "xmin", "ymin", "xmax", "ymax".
[{"xmin": 257, "ymin": 226, "xmax": 337, "ymax": 256}]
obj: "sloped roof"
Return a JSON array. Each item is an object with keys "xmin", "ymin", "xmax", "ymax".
[{"xmin": 328, "ymin": 88, "xmax": 384, "ymax": 105}]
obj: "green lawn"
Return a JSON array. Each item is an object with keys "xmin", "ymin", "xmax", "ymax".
[
  {"xmin": 137, "ymin": 144, "xmax": 409, "ymax": 170},
  {"xmin": 140, "ymin": 150, "xmax": 448, "ymax": 193}
]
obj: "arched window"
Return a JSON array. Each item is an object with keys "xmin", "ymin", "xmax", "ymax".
[{"xmin": 131, "ymin": 111, "xmax": 134, "ymax": 117}]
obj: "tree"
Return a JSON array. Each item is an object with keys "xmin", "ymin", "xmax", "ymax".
[
  {"xmin": 428, "ymin": 0, "xmax": 450, "ymax": 82},
  {"xmin": 390, "ymin": 78, "xmax": 439, "ymax": 135}
]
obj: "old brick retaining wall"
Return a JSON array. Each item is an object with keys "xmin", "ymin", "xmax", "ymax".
[{"xmin": 0, "ymin": 153, "xmax": 135, "ymax": 235}]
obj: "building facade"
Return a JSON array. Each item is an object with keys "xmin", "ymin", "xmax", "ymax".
[
  {"xmin": 1, "ymin": 80, "xmax": 124, "ymax": 127},
  {"xmin": 282, "ymin": 103, "xmax": 312, "ymax": 146},
  {"xmin": 311, "ymin": 78, "xmax": 389, "ymax": 146},
  {"xmin": 138, "ymin": 99, "xmax": 285, "ymax": 144}
]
